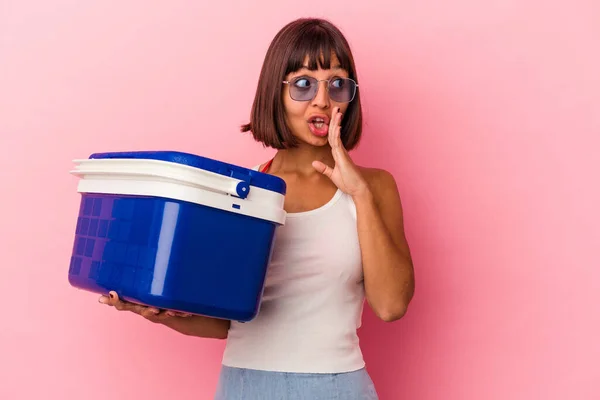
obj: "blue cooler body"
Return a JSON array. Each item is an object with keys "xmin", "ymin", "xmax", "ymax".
[{"xmin": 68, "ymin": 151, "xmax": 286, "ymax": 322}]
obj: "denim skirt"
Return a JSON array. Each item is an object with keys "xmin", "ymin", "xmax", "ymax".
[{"xmin": 214, "ymin": 365, "xmax": 379, "ymax": 400}]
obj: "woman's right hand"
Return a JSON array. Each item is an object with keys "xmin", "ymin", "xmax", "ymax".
[{"xmin": 99, "ymin": 291, "xmax": 192, "ymax": 323}]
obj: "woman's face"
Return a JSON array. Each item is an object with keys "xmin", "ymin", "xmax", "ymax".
[{"xmin": 282, "ymin": 53, "xmax": 351, "ymax": 147}]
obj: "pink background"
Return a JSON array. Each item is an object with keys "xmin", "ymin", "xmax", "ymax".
[{"xmin": 1, "ymin": 1, "xmax": 599, "ymax": 399}]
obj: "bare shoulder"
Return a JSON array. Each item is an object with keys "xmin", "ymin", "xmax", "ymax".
[
  {"xmin": 356, "ymin": 166, "xmax": 407, "ymax": 232},
  {"xmin": 357, "ymin": 166, "xmax": 399, "ymax": 200}
]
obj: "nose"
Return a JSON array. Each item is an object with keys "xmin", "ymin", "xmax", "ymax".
[{"xmin": 311, "ymin": 81, "xmax": 330, "ymax": 109}]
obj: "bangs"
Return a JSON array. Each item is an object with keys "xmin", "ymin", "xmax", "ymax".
[
  {"xmin": 243, "ymin": 18, "xmax": 363, "ymax": 151},
  {"xmin": 285, "ymin": 26, "xmax": 353, "ymax": 75}
]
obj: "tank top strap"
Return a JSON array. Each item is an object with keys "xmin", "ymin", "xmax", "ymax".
[{"xmin": 259, "ymin": 158, "xmax": 274, "ymax": 173}]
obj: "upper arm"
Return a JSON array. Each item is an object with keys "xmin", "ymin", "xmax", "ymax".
[{"xmin": 364, "ymin": 168, "xmax": 412, "ymax": 260}]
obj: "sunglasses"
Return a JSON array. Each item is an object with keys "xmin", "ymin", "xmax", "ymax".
[{"xmin": 282, "ymin": 76, "xmax": 359, "ymax": 103}]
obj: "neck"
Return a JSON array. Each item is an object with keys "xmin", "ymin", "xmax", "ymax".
[{"xmin": 270, "ymin": 143, "xmax": 334, "ymax": 176}]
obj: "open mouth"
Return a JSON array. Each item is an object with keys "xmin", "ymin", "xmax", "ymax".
[
  {"xmin": 311, "ymin": 118, "xmax": 326, "ymax": 128},
  {"xmin": 307, "ymin": 115, "xmax": 330, "ymax": 137}
]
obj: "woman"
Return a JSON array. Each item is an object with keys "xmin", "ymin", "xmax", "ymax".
[{"xmin": 100, "ymin": 17, "xmax": 415, "ymax": 399}]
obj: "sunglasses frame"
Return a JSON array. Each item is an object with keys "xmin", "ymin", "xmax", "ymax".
[{"xmin": 282, "ymin": 76, "xmax": 359, "ymax": 103}]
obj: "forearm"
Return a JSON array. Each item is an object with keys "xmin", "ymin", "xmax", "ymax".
[
  {"xmin": 160, "ymin": 315, "xmax": 230, "ymax": 339},
  {"xmin": 353, "ymin": 190, "xmax": 414, "ymax": 321}
]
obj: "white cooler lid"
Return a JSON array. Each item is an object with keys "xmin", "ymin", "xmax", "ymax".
[{"xmin": 70, "ymin": 151, "xmax": 287, "ymax": 225}]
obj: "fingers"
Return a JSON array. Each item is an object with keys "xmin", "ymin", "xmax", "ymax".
[
  {"xmin": 100, "ymin": 291, "xmax": 123, "ymax": 309},
  {"xmin": 142, "ymin": 308, "xmax": 192, "ymax": 323},
  {"xmin": 98, "ymin": 290, "xmax": 192, "ymax": 321},
  {"xmin": 327, "ymin": 107, "xmax": 337, "ymax": 144},
  {"xmin": 328, "ymin": 107, "xmax": 343, "ymax": 150},
  {"xmin": 140, "ymin": 306, "xmax": 163, "ymax": 320},
  {"xmin": 166, "ymin": 310, "xmax": 192, "ymax": 318},
  {"xmin": 99, "ymin": 291, "xmax": 144, "ymax": 314},
  {"xmin": 312, "ymin": 160, "xmax": 334, "ymax": 178}
]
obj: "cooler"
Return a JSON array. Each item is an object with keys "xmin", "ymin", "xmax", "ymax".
[{"xmin": 68, "ymin": 151, "xmax": 286, "ymax": 322}]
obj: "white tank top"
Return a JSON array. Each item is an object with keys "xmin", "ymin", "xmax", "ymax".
[{"xmin": 221, "ymin": 169, "xmax": 366, "ymax": 373}]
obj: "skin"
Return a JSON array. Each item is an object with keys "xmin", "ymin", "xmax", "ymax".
[
  {"xmin": 274, "ymin": 54, "xmax": 415, "ymax": 322},
  {"xmin": 99, "ymin": 52, "xmax": 415, "ymax": 337}
]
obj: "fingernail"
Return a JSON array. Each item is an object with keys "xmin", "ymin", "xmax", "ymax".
[
  {"xmin": 166, "ymin": 311, "xmax": 175, "ymax": 317},
  {"xmin": 98, "ymin": 297, "xmax": 108, "ymax": 304}
]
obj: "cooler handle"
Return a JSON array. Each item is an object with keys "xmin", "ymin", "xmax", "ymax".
[{"xmin": 70, "ymin": 158, "xmax": 251, "ymax": 199}]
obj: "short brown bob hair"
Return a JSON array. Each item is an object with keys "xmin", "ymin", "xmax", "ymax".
[{"xmin": 241, "ymin": 18, "xmax": 363, "ymax": 150}]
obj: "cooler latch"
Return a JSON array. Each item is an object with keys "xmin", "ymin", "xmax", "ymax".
[{"xmin": 229, "ymin": 170, "xmax": 251, "ymax": 199}]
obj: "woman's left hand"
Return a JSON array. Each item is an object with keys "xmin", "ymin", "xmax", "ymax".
[{"xmin": 312, "ymin": 107, "xmax": 370, "ymax": 198}]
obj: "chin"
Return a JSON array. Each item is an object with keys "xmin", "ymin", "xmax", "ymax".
[
  {"xmin": 293, "ymin": 130, "xmax": 328, "ymax": 147},
  {"xmin": 304, "ymin": 136, "xmax": 329, "ymax": 147}
]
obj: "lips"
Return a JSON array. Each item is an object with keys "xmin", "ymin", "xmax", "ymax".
[
  {"xmin": 307, "ymin": 114, "xmax": 330, "ymax": 137},
  {"xmin": 308, "ymin": 114, "xmax": 330, "ymax": 126}
]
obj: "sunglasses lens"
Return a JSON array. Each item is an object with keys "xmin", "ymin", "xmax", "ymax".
[
  {"xmin": 289, "ymin": 77, "xmax": 318, "ymax": 101},
  {"xmin": 288, "ymin": 77, "xmax": 357, "ymax": 102},
  {"xmin": 329, "ymin": 78, "xmax": 356, "ymax": 102}
]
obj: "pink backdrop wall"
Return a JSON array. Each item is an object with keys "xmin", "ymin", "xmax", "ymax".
[{"xmin": 1, "ymin": 1, "xmax": 598, "ymax": 399}]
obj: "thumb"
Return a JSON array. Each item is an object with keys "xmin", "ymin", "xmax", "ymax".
[{"xmin": 312, "ymin": 161, "xmax": 334, "ymax": 178}]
